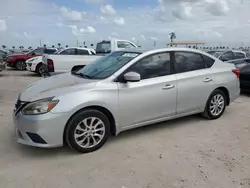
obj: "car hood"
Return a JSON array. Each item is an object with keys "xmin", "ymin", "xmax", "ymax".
[{"xmin": 19, "ymin": 73, "xmax": 98, "ymax": 102}]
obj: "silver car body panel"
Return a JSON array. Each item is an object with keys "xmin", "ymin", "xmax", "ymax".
[{"xmin": 14, "ymin": 48, "xmax": 240, "ymax": 147}]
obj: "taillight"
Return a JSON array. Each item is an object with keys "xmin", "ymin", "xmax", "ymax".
[
  {"xmin": 47, "ymin": 59, "xmax": 54, "ymax": 72},
  {"xmin": 232, "ymin": 69, "xmax": 240, "ymax": 78}
]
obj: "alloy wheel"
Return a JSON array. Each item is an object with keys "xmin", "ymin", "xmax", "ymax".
[
  {"xmin": 74, "ymin": 117, "xmax": 105, "ymax": 148},
  {"xmin": 209, "ymin": 94, "xmax": 225, "ymax": 116}
]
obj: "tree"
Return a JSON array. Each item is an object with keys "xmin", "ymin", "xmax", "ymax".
[
  {"xmin": 169, "ymin": 32, "xmax": 176, "ymax": 43},
  {"xmin": 2, "ymin": 45, "xmax": 6, "ymax": 49},
  {"xmin": 28, "ymin": 46, "xmax": 32, "ymax": 50},
  {"xmin": 65, "ymin": 45, "xmax": 68, "ymax": 48},
  {"xmin": 12, "ymin": 46, "xmax": 15, "ymax": 49},
  {"xmin": 43, "ymin": 44, "xmax": 46, "ymax": 48},
  {"xmin": 90, "ymin": 44, "xmax": 94, "ymax": 47},
  {"xmin": 52, "ymin": 45, "xmax": 55, "ymax": 48},
  {"xmin": 58, "ymin": 43, "xmax": 61, "ymax": 48}
]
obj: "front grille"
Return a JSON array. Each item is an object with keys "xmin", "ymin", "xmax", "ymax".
[{"xmin": 14, "ymin": 99, "xmax": 28, "ymax": 115}]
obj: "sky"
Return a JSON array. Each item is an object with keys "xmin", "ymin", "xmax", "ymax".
[{"xmin": 0, "ymin": 0, "xmax": 250, "ymax": 48}]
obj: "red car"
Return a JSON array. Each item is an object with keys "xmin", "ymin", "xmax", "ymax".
[{"xmin": 6, "ymin": 48, "xmax": 57, "ymax": 70}]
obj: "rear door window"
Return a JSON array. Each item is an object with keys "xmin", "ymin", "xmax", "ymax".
[
  {"xmin": 220, "ymin": 51, "xmax": 234, "ymax": 61},
  {"xmin": 174, "ymin": 52, "xmax": 205, "ymax": 73},
  {"xmin": 202, "ymin": 55, "xmax": 215, "ymax": 68},
  {"xmin": 77, "ymin": 49, "xmax": 89, "ymax": 55}
]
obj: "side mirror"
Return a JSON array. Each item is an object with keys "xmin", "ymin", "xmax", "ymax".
[{"xmin": 124, "ymin": 72, "xmax": 141, "ymax": 82}]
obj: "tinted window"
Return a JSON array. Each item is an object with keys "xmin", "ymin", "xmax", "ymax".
[
  {"xmin": 174, "ymin": 52, "xmax": 205, "ymax": 73},
  {"xmin": 117, "ymin": 41, "xmax": 136, "ymax": 49},
  {"xmin": 44, "ymin": 49, "xmax": 57, "ymax": 54},
  {"xmin": 234, "ymin": 52, "xmax": 245, "ymax": 59},
  {"xmin": 127, "ymin": 52, "xmax": 171, "ymax": 80},
  {"xmin": 202, "ymin": 55, "xmax": 215, "ymax": 68},
  {"xmin": 220, "ymin": 51, "xmax": 233, "ymax": 61},
  {"xmin": 60, "ymin": 48, "xmax": 76, "ymax": 55},
  {"xmin": 77, "ymin": 49, "xmax": 89, "ymax": 55},
  {"xmin": 33, "ymin": 49, "xmax": 44, "ymax": 55}
]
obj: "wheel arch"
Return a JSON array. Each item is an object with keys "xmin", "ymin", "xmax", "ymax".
[
  {"xmin": 63, "ymin": 105, "xmax": 116, "ymax": 144},
  {"xmin": 35, "ymin": 62, "xmax": 43, "ymax": 73},
  {"xmin": 215, "ymin": 86, "xmax": 230, "ymax": 106},
  {"xmin": 14, "ymin": 59, "xmax": 25, "ymax": 65}
]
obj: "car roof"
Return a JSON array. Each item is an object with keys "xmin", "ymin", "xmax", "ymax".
[{"xmin": 120, "ymin": 47, "xmax": 214, "ymax": 54}]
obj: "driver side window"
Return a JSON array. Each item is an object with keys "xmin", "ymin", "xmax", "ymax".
[{"xmin": 127, "ymin": 52, "xmax": 171, "ymax": 80}]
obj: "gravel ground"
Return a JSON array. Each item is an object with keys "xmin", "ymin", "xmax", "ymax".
[{"xmin": 0, "ymin": 68, "xmax": 250, "ymax": 188}]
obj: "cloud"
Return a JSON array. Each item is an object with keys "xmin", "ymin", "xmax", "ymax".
[
  {"xmin": 100, "ymin": 4, "xmax": 116, "ymax": 16},
  {"xmin": 114, "ymin": 17, "xmax": 125, "ymax": 26},
  {"xmin": 206, "ymin": 0, "xmax": 230, "ymax": 16},
  {"xmin": 150, "ymin": 36, "xmax": 158, "ymax": 41},
  {"xmin": 23, "ymin": 31, "xmax": 32, "ymax": 38},
  {"xmin": 72, "ymin": 26, "xmax": 96, "ymax": 35},
  {"xmin": 0, "ymin": 20, "xmax": 7, "ymax": 32},
  {"xmin": 141, "ymin": 34, "xmax": 146, "ymax": 40},
  {"xmin": 60, "ymin": 6, "xmax": 82, "ymax": 21},
  {"xmin": 172, "ymin": 3, "xmax": 193, "ymax": 19},
  {"xmin": 111, "ymin": 32, "xmax": 119, "ymax": 37}
]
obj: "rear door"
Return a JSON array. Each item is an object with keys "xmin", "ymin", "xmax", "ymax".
[{"xmin": 173, "ymin": 51, "xmax": 215, "ymax": 114}]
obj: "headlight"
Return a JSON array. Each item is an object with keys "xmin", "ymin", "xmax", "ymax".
[{"xmin": 22, "ymin": 98, "xmax": 59, "ymax": 115}]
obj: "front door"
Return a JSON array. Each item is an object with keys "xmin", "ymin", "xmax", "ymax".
[
  {"xmin": 173, "ymin": 51, "xmax": 215, "ymax": 114},
  {"xmin": 117, "ymin": 52, "xmax": 177, "ymax": 128}
]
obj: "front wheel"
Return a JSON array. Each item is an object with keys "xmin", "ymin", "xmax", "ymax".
[
  {"xmin": 202, "ymin": 89, "xmax": 227, "ymax": 119},
  {"xmin": 15, "ymin": 60, "xmax": 26, "ymax": 70},
  {"xmin": 65, "ymin": 109, "xmax": 110, "ymax": 153}
]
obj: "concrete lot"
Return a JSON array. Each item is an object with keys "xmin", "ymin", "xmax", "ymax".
[{"xmin": 0, "ymin": 68, "xmax": 250, "ymax": 188}]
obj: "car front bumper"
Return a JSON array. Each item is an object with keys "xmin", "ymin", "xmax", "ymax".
[
  {"xmin": 26, "ymin": 62, "xmax": 37, "ymax": 72},
  {"xmin": 14, "ymin": 110, "xmax": 70, "ymax": 148}
]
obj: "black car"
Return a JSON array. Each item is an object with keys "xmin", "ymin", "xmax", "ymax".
[
  {"xmin": 225, "ymin": 58, "xmax": 250, "ymax": 92},
  {"xmin": 239, "ymin": 64, "xmax": 250, "ymax": 92}
]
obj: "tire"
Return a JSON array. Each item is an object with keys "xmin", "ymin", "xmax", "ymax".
[
  {"xmin": 202, "ymin": 89, "xmax": 227, "ymax": 120},
  {"xmin": 15, "ymin": 60, "xmax": 26, "ymax": 70},
  {"xmin": 65, "ymin": 109, "xmax": 110, "ymax": 153},
  {"xmin": 35, "ymin": 63, "xmax": 43, "ymax": 75}
]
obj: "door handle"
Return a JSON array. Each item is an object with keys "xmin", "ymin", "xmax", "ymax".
[
  {"xmin": 162, "ymin": 84, "xmax": 175, "ymax": 90},
  {"xmin": 203, "ymin": 78, "xmax": 212, "ymax": 82}
]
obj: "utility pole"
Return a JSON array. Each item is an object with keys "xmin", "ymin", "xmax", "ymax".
[{"xmin": 39, "ymin": 39, "xmax": 42, "ymax": 47}]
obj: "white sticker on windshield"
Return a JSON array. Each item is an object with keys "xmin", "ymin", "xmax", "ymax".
[{"xmin": 122, "ymin": 53, "xmax": 139, "ymax": 58}]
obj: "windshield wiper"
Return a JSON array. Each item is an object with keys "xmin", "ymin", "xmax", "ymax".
[{"xmin": 72, "ymin": 72, "xmax": 93, "ymax": 79}]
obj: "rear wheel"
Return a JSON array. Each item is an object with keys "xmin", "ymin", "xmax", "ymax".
[
  {"xmin": 15, "ymin": 60, "xmax": 26, "ymax": 70},
  {"xmin": 202, "ymin": 89, "xmax": 227, "ymax": 119},
  {"xmin": 65, "ymin": 109, "xmax": 110, "ymax": 153}
]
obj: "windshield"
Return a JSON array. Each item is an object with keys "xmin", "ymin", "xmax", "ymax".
[
  {"xmin": 74, "ymin": 51, "xmax": 141, "ymax": 79},
  {"xmin": 213, "ymin": 52, "xmax": 223, "ymax": 58},
  {"xmin": 96, "ymin": 41, "xmax": 111, "ymax": 53}
]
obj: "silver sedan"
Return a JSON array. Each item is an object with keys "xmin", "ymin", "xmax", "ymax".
[{"xmin": 13, "ymin": 48, "xmax": 240, "ymax": 153}]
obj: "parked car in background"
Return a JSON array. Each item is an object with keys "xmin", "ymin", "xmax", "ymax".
[
  {"xmin": 226, "ymin": 58, "xmax": 250, "ymax": 69},
  {"xmin": 0, "ymin": 49, "xmax": 11, "ymax": 62},
  {"xmin": 42, "ymin": 39, "xmax": 137, "ymax": 76},
  {"xmin": 6, "ymin": 48, "xmax": 58, "ymax": 70},
  {"xmin": 207, "ymin": 50, "xmax": 250, "ymax": 62},
  {"xmin": 238, "ymin": 63, "xmax": 250, "ymax": 92},
  {"xmin": 26, "ymin": 48, "xmax": 60, "ymax": 74},
  {"xmin": 0, "ymin": 56, "xmax": 5, "ymax": 72},
  {"xmin": 14, "ymin": 48, "xmax": 240, "ymax": 153}
]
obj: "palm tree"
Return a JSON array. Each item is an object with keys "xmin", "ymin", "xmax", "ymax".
[
  {"xmin": 169, "ymin": 32, "xmax": 176, "ymax": 44},
  {"xmin": 2, "ymin": 45, "xmax": 6, "ymax": 49},
  {"xmin": 43, "ymin": 44, "xmax": 46, "ymax": 48},
  {"xmin": 12, "ymin": 46, "xmax": 15, "ymax": 49},
  {"xmin": 65, "ymin": 45, "xmax": 68, "ymax": 48},
  {"xmin": 52, "ymin": 45, "xmax": 55, "ymax": 48},
  {"xmin": 91, "ymin": 44, "xmax": 94, "ymax": 47},
  {"xmin": 28, "ymin": 46, "xmax": 32, "ymax": 50},
  {"xmin": 58, "ymin": 43, "xmax": 61, "ymax": 48}
]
